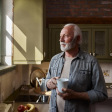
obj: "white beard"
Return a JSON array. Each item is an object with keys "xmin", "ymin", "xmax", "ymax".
[{"xmin": 60, "ymin": 39, "xmax": 76, "ymax": 52}]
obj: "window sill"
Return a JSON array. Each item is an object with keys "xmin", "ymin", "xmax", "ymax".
[{"xmin": 0, "ymin": 65, "xmax": 16, "ymax": 75}]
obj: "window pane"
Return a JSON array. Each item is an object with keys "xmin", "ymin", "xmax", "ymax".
[
  {"xmin": 95, "ymin": 31, "xmax": 106, "ymax": 56},
  {"xmin": 81, "ymin": 31, "xmax": 89, "ymax": 52}
]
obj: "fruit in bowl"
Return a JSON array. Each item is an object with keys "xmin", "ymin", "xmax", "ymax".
[
  {"xmin": 17, "ymin": 104, "xmax": 35, "ymax": 112},
  {"xmin": 17, "ymin": 105, "xmax": 25, "ymax": 112}
]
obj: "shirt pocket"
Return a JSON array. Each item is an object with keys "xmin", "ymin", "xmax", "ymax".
[{"xmin": 77, "ymin": 70, "xmax": 91, "ymax": 85}]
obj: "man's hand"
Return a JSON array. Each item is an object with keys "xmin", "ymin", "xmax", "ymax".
[
  {"xmin": 56, "ymin": 88, "xmax": 90, "ymax": 101},
  {"xmin": 56, "ymin": 88, "xmax": 74, "ymax": 100},
  {"xmin": 47, "ymin": 77, "xmax": 60, "ymax": 90}
]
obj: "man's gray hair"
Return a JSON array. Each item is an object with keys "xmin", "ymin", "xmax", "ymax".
[{"xmin": 64, "ymin": 23, "xmax": 82, "ymax": 45}]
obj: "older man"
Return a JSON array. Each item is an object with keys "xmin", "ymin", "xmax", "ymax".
[{"xmin": 46, "ymin": 23, "xmax": 108, "ymax": 112}]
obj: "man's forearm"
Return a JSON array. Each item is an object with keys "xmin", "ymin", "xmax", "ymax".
[
  {"xmin": 58, "ymin": 88, "xmax": 90, "ymax": 101},
  {"xmin": 73, "ymin": 91, "xmax": 90, "ymax": 101}
]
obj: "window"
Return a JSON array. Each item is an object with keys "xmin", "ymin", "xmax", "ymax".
[
  {"xmin": 0, "ymin": 0, "xmax": 1, "ymax": 63},
  {"xmin": 0, "ymin": 0, "xmax": 13, "ymax": 66}
]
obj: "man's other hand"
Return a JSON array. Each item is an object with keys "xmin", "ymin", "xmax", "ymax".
[
  {"xmin": 56, "ymin": 88, "xmax": 74, "ymax": 100},
  {"xmin": 56, "ymin": 88, "xmax": 90, "ymax": 101}
]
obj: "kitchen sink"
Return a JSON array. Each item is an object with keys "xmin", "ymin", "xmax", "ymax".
[{"xmin": 15, "ymin": 95, "xmax": 49, "ymax": 104}]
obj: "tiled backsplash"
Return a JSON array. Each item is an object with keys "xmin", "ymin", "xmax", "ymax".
[
  {"xmin": 0, "ymin": 65, "xmax": 24, "ymax": 101},
  {"xmin": 0, "ymin": 70, "xmax": 21, "ymax": 101},
  {"xmin": 100, "ymin": 63, "xmax": 112, "ymax": 84},
  {"xmin": 36, "ymin": 62, "xmax": 112, "ymax": 90},
  {"xmin": 36, "ymin": 62, "xmax": 112, "ymax": 84}
]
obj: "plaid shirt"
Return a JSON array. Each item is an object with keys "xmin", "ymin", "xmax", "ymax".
[{"xmin": 46, "ymin": 50, "xmax": 108, "ymax": 112}]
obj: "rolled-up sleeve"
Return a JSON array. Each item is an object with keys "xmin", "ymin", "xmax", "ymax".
[
  {"xmin": 45, "ymin": 70, "xmax": 51, "ymax": 91},
  {"xmin": 87, "ymin": 60, "xmax": 108, "ymax": 103}
]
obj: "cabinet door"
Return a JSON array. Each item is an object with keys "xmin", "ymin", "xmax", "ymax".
[
  {"xmin": 92, "ymin": 29, "xmax": 108, "ymax": 59},
  {"xmin": 13, "ymin": 0, "xmax": 43, "ymax": 64},
  {"xmin": 80, "ymin": 29, "xmax": 92, "ymax": 54},
  {"xmin": 109, "ymin": 29, "xmax": 112, "ymax": 59},
  {"xmin": 49, "ymin": 28, "xmax": 61, "ymax": 59},
  {"xmin": 48, "ymin": 28, "xmax": 92, "ymax": 59},
  {"xmin": 46, "ymin": 24, "xmax": 112, "ymax": 61}
]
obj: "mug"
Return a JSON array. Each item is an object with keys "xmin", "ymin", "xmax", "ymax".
[{"xmin": 57, "ymin": 78, "xmax": 69, "ymax": 93}]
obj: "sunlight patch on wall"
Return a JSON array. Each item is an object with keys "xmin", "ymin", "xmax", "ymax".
[
  {"xmin": 4, "ymin": 56, "xmax": 12, "ymax": 65},
  {"xmin": 35, "ymin": 47, "xmax": 43, "ymax": 60},
  {"xmin": 6, "ymin": 36, "xmax": 11, "ymax": 55},
  {"xmin": 6, "ymin": 16, "xmax": 13, "ymax": 35},
  {"xmin": 4, "ymin": 15, "xmax": 13, "ymax": 65},
  {"xmin": 14, "ymin": 24, "xmax": 27, "ymax": 52}
]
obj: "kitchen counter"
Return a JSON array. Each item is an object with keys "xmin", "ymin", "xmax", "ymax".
[
  {"xmin": 4, "ymin": 85, "xmax": 112, "ymax": 112},
  {"xmin": 14, "ymin": 103, "xmax": 49, "ymax": 112},
  {"xmin": 5, "ymin": 85, "xmax": 51, "ymax": 101},
  {"xmin": 2, "ymin": 101, "xmax": 49, "ymax": 112},
  {"xmin": 107, "ymin": 89, "xmax": 112, "ymax": 98},
  {"xmin": 4, "ymin": 85, "xmax": 51, "ymax": 112}
]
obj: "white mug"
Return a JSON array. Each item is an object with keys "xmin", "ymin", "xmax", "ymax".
[{"xmin": 57, "ymin": 78, "xmax": 69, "ymax": 93}]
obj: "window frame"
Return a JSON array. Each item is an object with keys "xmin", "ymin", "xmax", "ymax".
[{"xmin": 0, "ymin": 0, "xmax": 1, "ymax": 63}]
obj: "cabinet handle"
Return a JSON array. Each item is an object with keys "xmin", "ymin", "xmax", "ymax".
[
  {"xmin": 44, "ymin": 52, "xmax": 46, "ymax": 57},
  {"xmin": 93, "ymin": 53, "xmax": 95, "ymax": 56},
  {"xmin": 110, "ymin": 53, "xmax": 112, "ymax": 56}
]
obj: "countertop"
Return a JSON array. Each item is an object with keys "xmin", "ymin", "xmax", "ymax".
[
  {"xmin": 107, "ymin": 89, "xmax": 112, "ymax": 98},
  {"xmin": 5, "ymin": 85, "xmax": 51, "ymax": 101},
  {"xmin": 4, "ymin": 85, "xmax": 51, "ymax": 112},
  {"xmin": 14, "ymin": 103, "xmax": 49, "ymax": 112},
  {"xmin": 4, "ymin": 85, "xmax": 112, "ymax": 112}
]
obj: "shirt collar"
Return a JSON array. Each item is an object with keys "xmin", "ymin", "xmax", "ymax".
[
  {"xmin": 76, "ymin": 50, "xmax": 84, "ymax": 60},
  {"xmin": 58, "ymin": 49, "xmax": 84, "ymax": 60}
]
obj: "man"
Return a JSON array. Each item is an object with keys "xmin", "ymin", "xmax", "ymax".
[{"xmin": 45, "ymin": 23, "xmax": 108, "ymax": 112}]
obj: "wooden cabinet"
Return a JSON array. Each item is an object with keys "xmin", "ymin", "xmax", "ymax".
[
  {"xmin": 80, "ymin": 25, "xmax": 112, "ymax": 61},
  {"xmin": 13, "ymin": 0, "xmax": 44, "ymax": 64},
  {"xmin": 44, "ymin": 25, "xmax": 62, "ymax": 61},
  {"xmin": 80, "ymin": 27, "xmax": 108, "ymax": 59},
  {"xmin": 109, "ymin": 29, "xmax": 112, "ymax": 59},
  {"xmin": 48, "ymin": 28, "xmax": 61, "ymax": 60},
  {"xmin": 45, "ymin": 24, "xmax": 112, "ymax": 61}
]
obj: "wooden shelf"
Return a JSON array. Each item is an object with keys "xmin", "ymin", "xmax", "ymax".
[{"xmin": 46, "ymin": 17, "xmax": 112, "ymax": 26}]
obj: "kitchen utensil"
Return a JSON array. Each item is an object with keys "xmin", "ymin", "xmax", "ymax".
[
  {"xmin": 36, "ymin": 77, "xmax": 46, "ymax": 92},
  {"xmin": 30, "ymin": 68, "xmax": 45, "ymax": 88}
]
